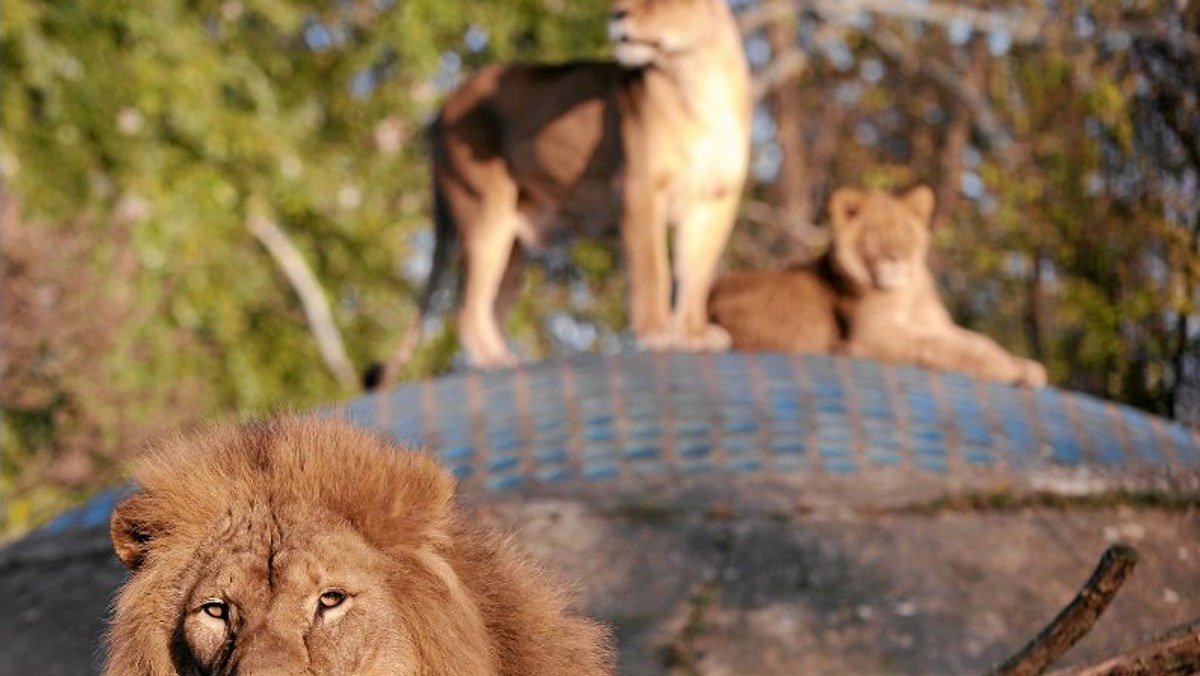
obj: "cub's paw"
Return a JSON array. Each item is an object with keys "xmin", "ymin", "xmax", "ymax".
[
  {"xmin": 1016, "ymin": 359, "xmax": 1048, "ymax": 387},
  {"xmin": 673, "ymin": 323, "xmax": 733, "ymax": 353}
]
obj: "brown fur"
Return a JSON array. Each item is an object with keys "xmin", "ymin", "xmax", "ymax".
[
  {"xmin": 380, "ymin": 0, "xmax": 751, "ymax": 382},
  {"xmin": 709, "ymin": 186, "xmax": 1048, "ymax": 386},
  {"xmin": 105, "ymin": 417, "xmax": 613, "ymax": 675}
]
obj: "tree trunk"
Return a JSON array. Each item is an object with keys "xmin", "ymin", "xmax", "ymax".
[{"xmin": 248, "ymin": 213, "xmax": 358, "ymax": 390}]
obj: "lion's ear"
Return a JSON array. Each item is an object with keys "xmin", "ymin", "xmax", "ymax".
[
  {"xmin": 370, "ymin": 453, "xmax": 457, "ymax": 550},
  {"xmin": 829, "ymin": 188, "xmax": 867, "ymax": 230},
  {"xmin": 901, "ymin": 185, "xmax": 936, "ymax": 225},
  {"xmin": 110, "ymin": 492, "xmax": 160, "ymax": 571}
]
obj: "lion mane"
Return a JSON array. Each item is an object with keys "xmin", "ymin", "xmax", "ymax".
[{"xmin": 105, "ymin": 416, "xmax": 613, "ymax": 675}]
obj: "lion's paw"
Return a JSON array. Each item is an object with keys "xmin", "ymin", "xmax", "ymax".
[
  {"xmin": 636, "ymin": 328, "xmax": 676, "ymax": 352},
  {"xmin": 673, "ymin": 323, "xmax": 733, "ymax": 352},
  {"xmin": 476, "ymin": 350, "xmax": 520, "ymax": 370},
  {"xmin": 1017, "ymin": 359, "xmax": 1048, "ymax": 388}
]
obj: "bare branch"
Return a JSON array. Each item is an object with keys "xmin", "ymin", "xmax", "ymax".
[
  {"xmin": 864, "ymin": 26, "xmax": 1019, "ymax": 167},
  {"xmin": 738, "ymin": 0, "xmax": 1044, "ymax": 43},
  {"xmin": 753, "ymin": 46, "xmax": 811, "ymax": 103},
  {"xmin": 1047, "ymin": 617, "xmax": 1200, "ymax": 676},
  {"xmin": 248, "ymin": 213, "xmax": 358, "ymax": 390},
  {"xmin": 988, "ymin": 545, "xmax": 1140, "ymax": 676},
  {"xmin": 812, "ymin": 0, "xmax": 1043, "ymax": 43},
  {"xmin": 740, "ymin": 2, "xmax": 1020, "ymax": 163}
]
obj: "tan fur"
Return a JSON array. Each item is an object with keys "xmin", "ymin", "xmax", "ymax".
[
  {"xmin": 381, "ymin": 0, "xmax": 751, "ymax": 381},
  {"xmin": 709, "ymin": 186, "xmax": 1048, "ymax": 387},
  {"xmin": 105, "ymin": 417, "xmax": 613, "ymax": 675}
]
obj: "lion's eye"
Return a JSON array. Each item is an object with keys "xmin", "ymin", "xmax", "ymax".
[
  {"xmin": 200, "ymin": 599, "xmax": 228, "ymax": 620},
  {"xmin": 318, "ymin": 590, "xmax": 347, "ymax": 610}
]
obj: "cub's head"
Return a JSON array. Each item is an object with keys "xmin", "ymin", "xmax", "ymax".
[
  {"xmin": 608, "ymin": 0, "xmax": 734, "ymax": 67},
  {"xmin": 105, "ymin": 417, "xmax": 488, "ymax": 676},
  {"xmin": 829, "ymin": 185, "xmax": 936, "ymax": 293}
]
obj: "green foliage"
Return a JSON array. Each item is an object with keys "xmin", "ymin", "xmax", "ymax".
[
  {"xmin": 1, "ymin": 0, "xmax": 611, "ymax": 538},
  {"xmin": 3, "ymin": 0, "xmax": 1197, "ymax": 540}
]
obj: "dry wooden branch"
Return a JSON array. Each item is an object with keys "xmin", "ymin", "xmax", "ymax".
[
  {"xmin": 1063, "ymin": 619, "xmax": 1200, "ymax": 676},
  {"xmin": 988, "ymin": 544, "xmax": 1140, "ymax": 676},
  {"xmin": 248, "ymin": 213, "xmax": 358, "ymax": 390},
  {"xmin": 1047, "ymin": 617, "xmax": 1200, "ymax": 676},
  {"xmin": 738, "ymin": 0, "xmax": 1043, "ymax": 44},
  {"xmin": 740, "ymin": 1, "xmax": 1021, "ymax": 164},
  {"xmin": 752, "ymin": 45, "xmax": 811, "ymax": 103},
  {"xmin": 864, "ymin": 27, "xmax": 1019, "ymax": 167}
]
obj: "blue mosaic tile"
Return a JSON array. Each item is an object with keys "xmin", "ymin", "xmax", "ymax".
[
  {"xmin": 770, "ymin": 439, "xmax": 806, "ymax": 456},
  {"xmin": 679, "ymin": 441, "xmax": 714, "ymax": 458},
  {"xmin": 583, "ymin": 426, "xmax": 616, "ymax": 442},
  {"xmin": 486, "ymin": 474, "xmax": 523, "ymax": 491},
  {"xmin": 628, "ymin": 423, "xmax": 664, "ymax": 440},
  {"xmin": 488, "ymin": 434, "xmax": 523, "ymax": 452},
  {"xmin": 580, "ymin": 442, "xmax": 618, "ymax": 459},
  {"xmin": 534, "ymin": 447, "xmax": 569, "ymax": 464},
  {"xmin": 626, "ymin": 445, "xmax": 662, "ymax": 461},
  {"xmin": 1166, "ymin": 424, "xmax": 1198, "ymax": 467},
  {"xmin": 676, "ymin": 420, "xmax": 713, "ymax": 437},
  {"xmin": 536, "ymin": 466, "xmax": 574, "ymax": 483},
  {"xmin": 962, "ymin": 445, "xmax": 994, "ymax": 466},
  {"xmin": 486, "ymin": 456, "xmax": 521, "ymax": 473},
  {"xmin": 441, "ymin": 445, "xmax": 473, "ymax": 461},
  {"xmin": 681, "ymin": 461, "xmax": 716, "ymax": 475},
  {"xmin": 823, "ymin": 459, "xmax": 859, "ymax": 475},
  {"xmin": 584, "ymin": 465, "xmax": 620, "ymax": 481},
  {"xmin": 1074, "ymin": 397, "xmax": 1125, "ymax": 466},
  {"xmin": 723, "ymin": 436, "xmax": 758, "ymax": 456},
  {"xmin": 629, "ymin": 462, "xmax": 668, "ymax": 478},
  {"xmin": 722, "ymin": 417, "xmax": 759, "ymax": 435},
  {"xmin": 866, "ymin": 446, "xmax": 903, "ymax": 466},
  {"xmin": 729, "ymin": 458, "xmax": 764, "ymax": 473}
]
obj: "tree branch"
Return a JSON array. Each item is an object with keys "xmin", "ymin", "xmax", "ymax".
[
  {"xmin": 988, "ymin": 545, "xmax": 1140, "ymax": 676},
  {"xmin": 738, "ymin": 0, "xmax": 1043, "ymax": 44},
  {"xmin": 864, "ymin": 26, "xmax": 1019, "ymax": 167},
  {"xmin": 248, "ymin": 213, "xmax": 358, "ymax": 390},
  {"xmin": 740, "ymin": 2, "xmax": 1020, "ymax": 164},
  {"xmin": 753, "ymin": 45, "xmax": 813, "ymax": 103},
  {"xmin": 1046, "ymin": 617, "xmax": 1200, "ymax": 676}
]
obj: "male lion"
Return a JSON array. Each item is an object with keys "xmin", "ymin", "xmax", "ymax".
[
  {"xmin": 105, "ymin": 417, "xmax": 613, "ymax": 675},
  {"xmin": 708, "ymin": 186, "xmax": 1048, "ymax": 386},
  {"xmin": 379, "ymin": 0, "xmax": 751, "ymax": 382}
]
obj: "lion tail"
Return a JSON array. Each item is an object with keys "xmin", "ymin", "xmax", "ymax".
[{"xmin": 375, "ymin": 126, "xmax": 457, "ymax": 389}]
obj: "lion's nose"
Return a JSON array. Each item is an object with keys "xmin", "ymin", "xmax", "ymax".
[{"xmin": 233, "ymin": 625, "xmax": 309, "ymax": 676}]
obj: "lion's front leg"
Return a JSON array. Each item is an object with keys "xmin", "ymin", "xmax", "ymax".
[
  {"xmin": 668, "ymin": 194, "xmax": 739, "ymax": 352},
  {"xmin": 621, "ymin": 185, "xmax": 673, "ymax": 349},
  {"xmin": 914, "ymin": 326, "xmax": 1046, "ymax": 386}
]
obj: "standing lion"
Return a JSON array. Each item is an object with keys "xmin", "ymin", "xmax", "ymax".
[
  {"xmin": 379, "ymin": 0, "xmax": 751, "ymax": 383},
  {"xmin": 105, "ymin": 416, "xmax": 613, "ymax": 675}
]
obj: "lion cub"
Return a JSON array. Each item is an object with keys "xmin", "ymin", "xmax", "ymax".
[
  {"xmin": 379, "ymin": 0, "xmax": 751, "ymax": 382},
  {"xmin": 105, "ymin": 417, "xmax": 613, "ymax": 675},
  {"xmin": 709, "ymin": 186, "xmax": 1047, "ymax": 386}
]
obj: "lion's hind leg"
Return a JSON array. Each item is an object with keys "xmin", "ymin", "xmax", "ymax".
[{"xmin": 455, "ymin": 184, "xmax": 522, "ymax": 368}]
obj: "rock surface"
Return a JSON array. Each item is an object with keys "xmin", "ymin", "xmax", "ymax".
[{"xmin": 5, "ymin": 475, "xmax": 1196, "ymax": 676}]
